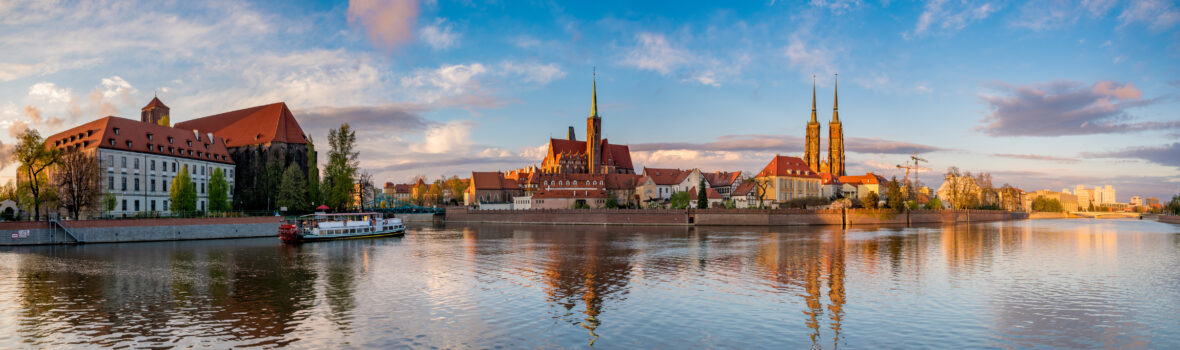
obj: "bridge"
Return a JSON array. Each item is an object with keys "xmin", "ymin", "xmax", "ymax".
[{"xmin": 1071, "ymin": 211, "xmax": 1142, "ymax": 219}]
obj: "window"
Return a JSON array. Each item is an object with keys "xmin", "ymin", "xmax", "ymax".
[
  {"xmin": 147, "ymin": 144, "xmax": 153, "ymax": 151},
  {"xmin": 107, "ymin": 156, "xmax": 113, "ymax": 168},
  {"xmin": 126, "ymin": 140, "xmax": 132, "ymax": 148},
  {"xmin": 134, "ymin": 158, "xmax": 139, "ymax": 169},
  {"xmin": 150, "ymin": 160, "xmax": 155, "ymax": 171},
  {"xmin": 151, "ymin": 179, "xmax": 156, "ymax": 192},
  {"xmin": 163, "ymin": 180, "xmax": 168, "ymax": 191},
  {"xmin": 151, "ymin": 200, "xmax": 156, "ymax": 211},
  {"xmin": 147, "ymin": 133, "xmax": 153, "ymax": 141},
  {"xmin": 108, "ymin": 176, "xmax": 114, "ymax": 190},
  {"xmin": 134, "ymin": 178, "xmax": 140, "ymax": 191},
  {"xmin": 134, "ymin": 200, "xmax": 140, "ymax": 212},
  {"xmin": 113, "ymin": 127, "xmax": 120, "ymax": 135},
  {"xmin": 121, "ymin": 157, "xmax": 126, "ymax": 168},
  {"xmin": 168, "ymin": 136, "xmax": 173, "ymax": 144},
  {"xmin": 192, "ymin": 166, "xmax": 196, "ymax": 174},
  {"xmin": 187, "ymin": 140, "xmax": 192, "ymax": 147},
  {"xmin": 201, "ymin": 183, "xmax": 205, "ymax": 194},
  {"xmin": 121, "ymin": 177, "xmax": 127, "ymax": 191},
  {"xmin": 201, "ymin": 166, "xmax": 204, "ymax": 175},
  {"xmin": 109, "ymin": 138, "xmax": 115, "ymax": 146},
  {"xmin": 122, "ymin": 199, "xmax": 126, "ymax": 211},
  {"xmin": 172, "ymin": 162, "xmax": 176, "ymax": 172}
]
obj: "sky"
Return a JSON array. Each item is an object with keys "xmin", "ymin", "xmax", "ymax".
[{"xmin": 1, "ymin": 0, "xmax": 1178, "ymax": 201}]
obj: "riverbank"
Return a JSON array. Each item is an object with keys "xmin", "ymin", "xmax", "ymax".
[
  {"xmin": 1161, "ymin": 215, "xmax": 1180, "ymax": 224},
  {"xmin": 0, "ymin": 216, "xmax": 280, "ymax": 246},
  {"xmin": 445, "ymin": 207, "xmax": 1028, "ymax": 226}
]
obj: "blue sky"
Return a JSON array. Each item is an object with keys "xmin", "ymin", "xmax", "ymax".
[{"xmin": 1, "ymin": 0, "xmax": 1178, "ymax": 200}]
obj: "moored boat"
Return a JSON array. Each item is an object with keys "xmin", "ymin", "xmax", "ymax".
[{"xmin": 279, "ymin": 212, "xmax": 405, "ymax": 244}]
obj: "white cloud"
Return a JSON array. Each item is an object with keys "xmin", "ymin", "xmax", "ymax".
[
  {"xmin": 620, "ymin": 32, "xmax": 691, "ymax": 75},
  {"xmin": 28, "ymin": 82, "xmax": 73, "ymax": 105},
  {"xmin": 783, "ymin": 36, "xmax": 833, "ymax": 75},
  {"xmin": 809, "ymin": 0, "xmax": 864, "ymax": 15},
  {"xmin": 906, "ymin": 0, "xmax": 998, "ymax": 39},
  {"xmin": 401, "ymin": 63, "xmax": 487, "ymax": 101},
  {"xmin": 499, "ymin": 61, "xmax": 566, "ymax": 84},
  {"xmin": 420, "ymin": 18, "xmax": 459, "ymax": 50},
  {"xmin": 1119, "ymin": 0, "xmax": 1180, "ymax": 30},
  {"xmin": 411, "ymin": 120, "xmax": 475, "ymax": 154}
]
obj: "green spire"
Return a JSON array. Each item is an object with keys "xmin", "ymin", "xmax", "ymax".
[
  {"xmin": 810, "ymin": 75, "xmax": 817, "ymax": 123},
  {"xmin": 832, "ymin": 73, "xmax": 840, "ymax": 123},
  {"xmin": 591, "ymin": 69, "xmax": 599, "ymax": 118}
]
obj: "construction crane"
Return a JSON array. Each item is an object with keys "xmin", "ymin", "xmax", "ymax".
[{"xmin": 896, "ymin": 152, "xmax": 929, "ymax": 199}]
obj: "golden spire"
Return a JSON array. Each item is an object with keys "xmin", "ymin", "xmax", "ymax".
[
  {"xmin": 832, "ymin": 73, "xmax": 840, "ymax": 123},
  {"xmin": 810, "ymin": 75, "xmax": 817, "ymax": 123},
  {"xmin": 591, "ymin": 68, "xmax": 599, "ymax": 118}
]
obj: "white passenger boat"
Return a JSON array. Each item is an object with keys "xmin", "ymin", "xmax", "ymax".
[{"xmin": 278, "ymin": 212, "xmax": 405, "ymax": 244}]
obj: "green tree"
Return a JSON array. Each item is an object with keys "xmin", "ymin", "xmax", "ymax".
[
  {"xmin": 13, "ymin": 129, "xmax": 59, "ymax": 220},
  {"xmin": 1031, "ymin": 196, "xmax": 1064, "ymax": 212},
  {"xmin": 208, "ymin": 167, "xmax": 231, "ymax": 212},
  {"xmin": 102, "ymin": 192, "xmax": 117, "ymax": 214},
  {"xmin": 924, "ymin": 197, "xmax": 943, "ymax": 210},
  {"xmin": 670, "ymin": 191, "xmax": 691, "ymax": 209},
  {"xmin": 863, "ymin": 191, "xmax": 879, "ymax": 209},
  {"xmin": 696, "ymin": 180, "xmax": 708, "ymax": 209},
  {"xmin": 885, "ymin": 177, "xmax": 905, "ymax": 211},
  {"xmin": 1165, "ymin": 193, "xmax": 1180, "ymax": 215},
  {"xmin": 170, "ymin": 164, "xmax": 197, "ymax": 214},
  {"xmin": 306, "ymin": 136, "xmax": 322, "ymax": 207},
  {"xmin": 276, "ymin": 164, "xmax": 306, "ymax": 213},
  {"xmin": 604, "ymin": 196, "xmax": 619, "ymax": 209},
  {"xmin": 323, "ymin": 124, "xmax": 358, "ymax": 210}
]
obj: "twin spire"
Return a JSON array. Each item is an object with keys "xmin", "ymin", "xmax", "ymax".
[{"xmin": 810, "ymin": 74, "xmax": 840, "ymax": 123}]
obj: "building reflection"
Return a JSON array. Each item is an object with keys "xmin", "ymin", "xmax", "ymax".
[{"xmin": 750, "ymin": 227, "xmax": 847, "ymax": 350}]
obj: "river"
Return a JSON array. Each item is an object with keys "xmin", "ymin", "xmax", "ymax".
[{"xmin": 1, "ymin": 219, "xmax": 1177, "ymax": 349}]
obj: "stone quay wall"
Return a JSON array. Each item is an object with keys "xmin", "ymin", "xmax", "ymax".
[
  {"xmin": 1161, "ymin": 215, "xmax": 1180, "ymax": 224},
  {"xmin": 1028, "ymin": 212, "xmax": 1071, "ymax": 220},
  {"xmin": 445, "ymin": 207, "xmax": 1027, "ymax": 226},
  {"xmin": 0, "ymin": 216, "xmax": 280, "ymax": 246}
]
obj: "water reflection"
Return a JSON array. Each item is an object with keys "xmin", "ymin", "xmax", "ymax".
[{"xmin": 0, "ymin": 219, "xmax": 1178, "ymax": 348}]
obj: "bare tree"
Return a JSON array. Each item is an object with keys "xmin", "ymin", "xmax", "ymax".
[
  {"xmin": 54, "ymin": 149, "xmax": 103, "ymax": 219},
  {"xmin": 751, "ymin": 178, "xmax": 771, "ymax": 209},
  {"xmin": 942, "ymin": 167, "xmax": 980, "ymax": 209},
  {"xmin": 355, "ymin": 171, "xmax": 375, "ymax": 211}
]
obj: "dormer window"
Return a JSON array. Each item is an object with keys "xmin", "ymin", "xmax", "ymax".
[
  {"xmin": 168, "ymin": 137, "xmax": 174, "ymax": 144},
  {"xmin": 147, "ymin": 144, "xmax": 153, "ymax": 151},
  {"xmin": 147, "ymin": 133, "xmax": 153, "ymax": 141},
  {"xmin": 126, "ymin": 140, "xmax": 132, "ymax": 148},
  {"xmin": 113, "ymin": 128, "xmax": 120, "ymax": 135},
  {"xmin": 187, "ymin": 140, "xmax": 192, "ymax": 147},
  {"xmin": 86, "ymin": 130, "xmax": 93, "ymax": 137},
  {"xmin": 108, "ymin": 138, "xmax": 115, "ymax": 146}
]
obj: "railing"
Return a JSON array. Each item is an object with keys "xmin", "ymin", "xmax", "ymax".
[{"xmin": 48, "ymin": 217, "xmax": 82, "ymax": 243}]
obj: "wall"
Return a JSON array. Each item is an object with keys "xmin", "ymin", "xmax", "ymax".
[
  {"xmin": 395, "ymin": 213, "xmax": 441, "ymax": 223},
  {"xmin": 1161, "ymin": 215, "xmax": 1180, "ymax": 224},
  {"xmin": 447, "ymin": 207, "xmax": 688, "ymax": 225},
  {"xmin": 693, "ymin": 209, "xmax": 843, "ymax": 226},
  {"xmin": 1029, "ymin": 212, "xmax": 1070, "ymax": 220},
  {"xmin": 446, "ymin": 207, "xmax": 1027, "ymax": 226},
  {"xmin": 0, "ymin": 216, "xmax": 279, "ymax": 246}
]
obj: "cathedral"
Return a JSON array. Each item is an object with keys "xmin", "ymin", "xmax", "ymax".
[
  {"xmin": 538, "ymin": 75, "xmax": 635, "ymax": 175},
  {"xmin": 804, "ymin": 75, "xmax": 845, "ymax": 177}
]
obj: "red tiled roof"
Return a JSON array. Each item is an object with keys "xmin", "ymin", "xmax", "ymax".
[
  {"xmin": 46, "ymin": 116, "xmax": 233, "ymax": 164},
  {"xmin": 755, "ymin": 155, "xmax": 821, "ymax": 178},
  {"xmin": 703, "ymin": 171, "xmax": 741, "ymax": 187},
  {"xmin": 818, "ymin": 173, "xmax": 840, "ymax": 185},
  {"xmin": 687, "ymin": 187, "xmax": 724, "ymax": 199},
  {"xmin": 604, "ymin": 173, "xmax": 642, "ymax": 190},
  {"xmin": 472, "ymin": 172, "xmax": 509, "ymax": 190},
  {"xmin": 642, "ymin": 167, "xmax": 693, "ymax": 185},
  {"xmin": 174, "ymin": 102, "xmax": 308, "ymax": 148},
  {"xmin": 838, "ymin": 172, "xmax": 885, "ymax": 185},
  {"xmin": 546, "ymin": 138, "xmax": 634, "ymax": 171},
  {"xmin": 142, "ymin": 97, "xmax": 169, "ymax": 110},
  {"xmin": 732, "ymin": 181, "xmax": 757, "ymax": 196},
  {"xmin": 384, "ymin": 183, "xmax": 414, "ymax": 193}
]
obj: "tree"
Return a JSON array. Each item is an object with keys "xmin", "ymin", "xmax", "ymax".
[
  {"xmin": 306, "ymin": 136, "xmax": 322, "ymax": 207},
  {"xmin": 670, "ymin": 191, "xmax": 691, "ymax": 209},
  {"xmin": 1166, "ymin": 193, "xmax": 1180, "ymax": 215},
  {"xmin": 276, "ymin": 164, "xmax": 306, "ymax": 213},
  {"xmin": 942, "ymin": 167, "xmax": 980, "ymax": 209},
  {"xmin": 445, "ymin": 176, "xmax": 468, "ymax": 205},
  {"xmin": 427, "ymin": 179, "xmax": 444, "ymax": 205},
  {"xmin": 885, "ymin": 176, "xmax": 905, "ymax": 211},
  {"xmin": 1031, "ymin": 196, "xmax": 1063, "ymax": 212},
  {"xmin": 53, "ymin": 149, "xmax": 102, "ymax": 219},
  {"xmin": 925, "ymin": 197, "xmax": 943, "ymax": 210},
  {"xmin": 355, "ymin": 171, "xmax": 375, "ymax": 210},
  {"xmin": 974, "ymin": 172, "xmax": 995, "ymax": 207},
  {"xmin": 102, "ymin": 192, "xmax": 117, "ymax": 214},
  {"xmin": 170, "ymin": 164, "xmax": 197, "ymax": 214},
  {"xmin": 997, "ymin": 184, "xmax": 1020, "ymax": 211},
  {"xmin": 863, "ymin": 191, "xmax": 879, "ymax": 209},
  {"xmin": 13, "ymin": 129, "xmax": 59, "ymax": 220},
  {"xmin": 208, "ymin": 167, "xmax": 231, "ymax": 212},
  {"xmin": 604, "ymin": 196, "xmax": 619, "ymax": 209},
  {"xmin": 696, "ymin": 180, "xmax": 708, "ymax": 209},
  {"xmin": 751, "ymin": 179, "xmax": 770, "ymax": 209},
  {"xmin": 324, "ymin": 124, "xmax": 359, "ymax": 211}
]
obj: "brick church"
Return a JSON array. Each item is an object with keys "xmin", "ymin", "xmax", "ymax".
[
  {"xmin": 804, "ymin": 75, "xmax": 846, "ymax": 177},
  {"xmin": 539, "ymin": 75, "xmax": 635, "ymax": 175}
]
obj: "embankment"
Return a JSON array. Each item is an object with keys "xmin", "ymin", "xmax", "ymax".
[
  {"xmin": 1161, "ymin": 215, "xmax": 1180, "ymax": 224},
  {"xmin": 1029, "ymin": 212, "xmax": 1071, "ymax": 220},
  {"xmin": 445, "ymin": 207, "xmax": 1027, "ymax": 226},
  {"xmin": 0, "ymin": 216, "xmax": 280, "ymax": 246}
]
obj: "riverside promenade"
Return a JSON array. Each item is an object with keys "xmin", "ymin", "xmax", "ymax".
[
  {"xmin": 0, "ymin": 216, "xmax": 280, "ymax": 246},
  {"xmin": 445, "ymin": 207, "xmax": 1028, "ymax": 226}
]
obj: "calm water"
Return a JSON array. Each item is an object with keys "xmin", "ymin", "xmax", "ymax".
[{"xmin": 1, "ymin": 219, "xmax": 1178, "ymax": 349}]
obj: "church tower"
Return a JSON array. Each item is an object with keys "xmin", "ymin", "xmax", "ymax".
[
  {"xmin": 141, "ymin": 96, "xmax": 170, "ymax": 126},
  {"xmin": 828, "ymin": 74, "xmax": 845, "ymax": 176},
  {"xmin": 804, "ymin": 76, "xmax": 821, "ymax": 173},
  {"xmin": 586, "ymin": 73, "xmax": 603, "ymax": 174}
]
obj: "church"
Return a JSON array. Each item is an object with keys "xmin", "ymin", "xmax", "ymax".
[
  {"xmin": 538, "ymin": 75, "xmax": 635, "ymax": 175},
  {"xmin": 804, "ymin": 75, "xmax": 845, "ymax": 177}
]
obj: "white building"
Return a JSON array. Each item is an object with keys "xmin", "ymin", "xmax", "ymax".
[
  {"xmin": 46, "ymin": 116, "xmax": 235, "ymax": 216},
  {"xmin": 1130, "ymin": 195, "xmax": 1142, "ymax": 206},
  {"xmin": 513, "ymin": 195, "xmax": 533, "ymax": 210}
]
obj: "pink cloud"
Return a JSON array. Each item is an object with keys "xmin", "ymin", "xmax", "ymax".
[{"xmin": 347, "ymin": 0, "xmax": 420, "ymax": 51}]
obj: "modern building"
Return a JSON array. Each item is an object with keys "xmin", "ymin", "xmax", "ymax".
[
  {"xmin": 1130, "ymin": 195, "xmax": 1142, "ymax": 206},
  {"xmin": 1103, "ymin": 185, "xmax": 1116, "ymax": 204},
  {"xmin": 1146, "ymin": 197, "xmax": 1160, "ymax": 206},
  {"xmin": 754, "ymin": 155, "xmax": 823, "ymax": 204},
  {"xmin": 45, "ymin": 115, "xmax": 235, "ymax": 216}
]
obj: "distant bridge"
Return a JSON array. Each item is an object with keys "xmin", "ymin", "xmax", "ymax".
[{"xmin": 1071, "ymin": 211, "xmax": 1141, "ymax": 219}]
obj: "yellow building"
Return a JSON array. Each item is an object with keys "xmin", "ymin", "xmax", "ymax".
[{"xmin": 755, "ymin": 155, "xmax": 823, "ymax": 203}]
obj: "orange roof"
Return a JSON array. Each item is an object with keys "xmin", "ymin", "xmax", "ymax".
[
  {"xmin": 142, "ymin": 97, "xmax": 169, "ymax": 110},
  {"xmin": 838, "ymin": 172, "xmax": 885, "ymax": 185},
  {"xmin": 546, "ymin": 138, "xmax": 634, "ymax": 171},
  {"xmin": 642, "ymin": 167, "xmax": 693, "ymax": 185},
  {"xmin": 756, "ymin": 155, "xmax": 821, "ymax": 178},
  {"xmin": 46, "ymin": 116, "xmax": 233, "ymax": 164},
  {"xmin": 472, "ymin": 172, "xmax": 510, "ymax": 190},
  {"xmin": 174, "ymin": 102, "xmax": 308, "ymax": 148},
  {"xmin": 687, "ymin": 187, "xmax": 724, "ymax": 199},
  {"xmin": 732, "ymin": 181, "xmax": 757, "ymax": 196},
  {"xmin": 818, "ymin": 173, "xmax": 840, "ymax": 185},
  {"xmin": 604, "ymin": 173, "xmax": 642, "ymax": 190},
  {"xmin": 704, "ymin": 171, "xmax": 741, "ymax": 187}
]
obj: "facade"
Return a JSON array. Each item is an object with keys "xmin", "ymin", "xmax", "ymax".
[
  {"xmin": 1075, "ymin": 186, "xmax": 1093, "ymax": 209},
  {"xmin": 687, "ymin": 186, "xmax": 725, "ymax": 208},
  {"xmin": 838, "ymin": 173, "xmax": 885, "ymax": 201},
  {"xmin": 383, "ymin": 182, "xmax": 413, "ymax": 202},
  {"xmin": 45, "ymin": 116, "xmax": 235, "ymax": 216},
  {"xmin": 703, "ymin": 171, "xmax": 742, "ymax": 199},
  {"xmin": 636, "ymin": 168, "xmax": 702, "ymax": 205},
  {"xmin": 513, "ymin": 196, "xmax": 533, "ymax": 210},
  {"xmin": 802, "ymin": 77, "xmax": 846, "ymax": 177},
  {"xmin": 466, "ymin": 172, "xmax": 521, "ymax": 206},
  {"xmin": 731, "ymin": 181, "xmax": 761, "ymax": 209},
  {"xmin": 1146, "ymin": 197, "xmax": 1160, "ymax": 206},
  {"xmin": 531, "ymin": 174, "xmax": 612, "ymax": 209},
  {"xmin": 754, "ymin": 155, "xmax": 823, "ymax": 204},
  {"xmin": 1031, "ymin": 190, "xmax": 1079, "ymax": 212},
  {"xmin": 1103, "ymin": 185, "xmax": 1116, "ymax": 204},
  {"xmin": 174, "ymin": 102, "xmax": 311, "ymax": 211},
  {"xmin": 1130, "ymin": 195, "xmax": 1142, "ymax": 206}
]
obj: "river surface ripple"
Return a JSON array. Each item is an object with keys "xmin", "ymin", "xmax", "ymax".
[{"xmin": 1, "ymin": 218, "xmax": 1178, "ymax": 349}]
